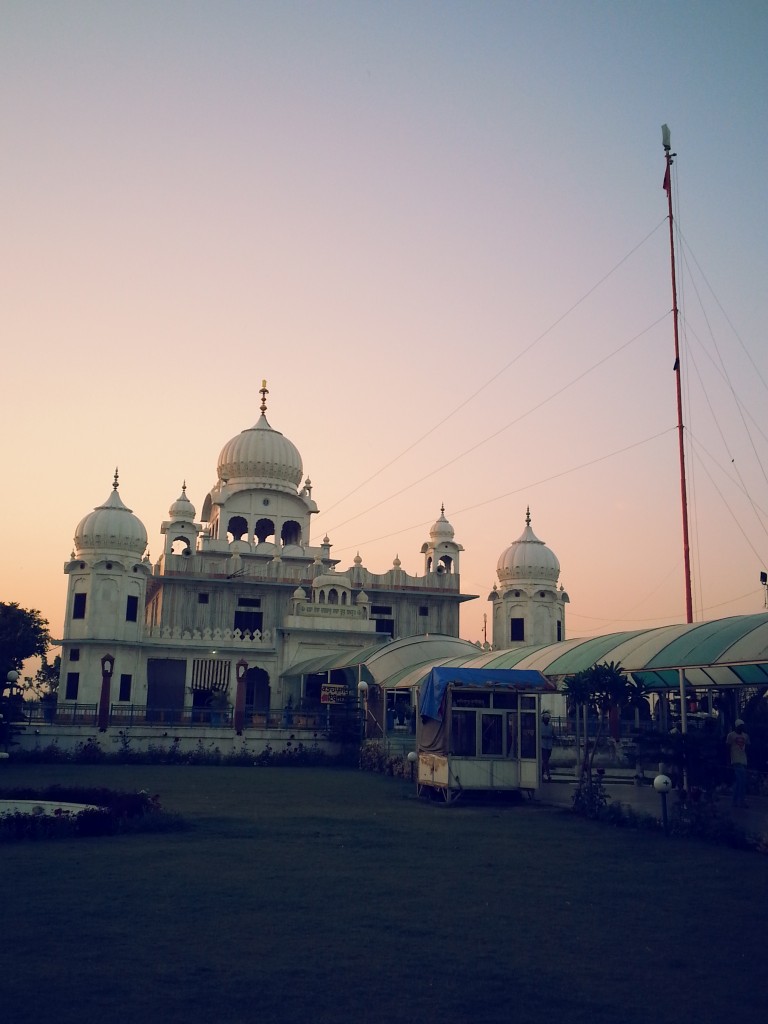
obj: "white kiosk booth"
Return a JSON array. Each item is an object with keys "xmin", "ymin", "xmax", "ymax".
[{"xmin": 415, "ymin": 666, "xmax": 554, "ymax": 802}]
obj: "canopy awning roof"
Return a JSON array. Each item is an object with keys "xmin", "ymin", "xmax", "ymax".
[
  {"xmin": 381, "ymin": 614, "xmax": 768, "ymax": 690},
  {"xmin": 282, "ymin": 643, "xmax": 388, "ymax": 680},
  {"xmin": 282, "ymin": 634, "xmax": 478, "ymax": 683}
]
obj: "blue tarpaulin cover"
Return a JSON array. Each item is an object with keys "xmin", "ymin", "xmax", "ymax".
[{"xmin": 419, "ymin": 666, "xmax": 552, "ymax": 722}]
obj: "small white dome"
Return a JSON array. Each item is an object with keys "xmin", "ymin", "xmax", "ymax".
[
  {"xmin": 497, "ymin": 510, "xmax": 560, "ymax": 584},
  {"xmin": 168, "ymin": 482, "xmax": 196, "ymax": 522},
  {"xmin": 430, "ymin": 505, "xmax": 455, "ymax": 541},
  {"xmin": 74, "ymin": 473, "xmax": 148, "ymax": 559}
]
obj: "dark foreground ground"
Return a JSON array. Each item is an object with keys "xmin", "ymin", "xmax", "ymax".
[{"xmin": 3, "ymin": 764, "xmax": 766, "ymax": 1024}]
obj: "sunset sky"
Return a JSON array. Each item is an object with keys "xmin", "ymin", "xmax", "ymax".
[{"xmin": 2, "ymin": 1, "xmax": 767, "ymax": 657}]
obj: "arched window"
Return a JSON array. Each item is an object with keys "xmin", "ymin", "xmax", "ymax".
[
  {"xmin": 255, "ymin": 518, "xmax": 275, "ymax": 544},
  {"xmin": 227, "ymin": 516, "xmax": 248, "ymax": 543},
  {"xmin": 328, "ymin": 589, "xmax": 339, "ymax": 605},
  {"xmin": 281, "ymin": 520, "xmax": 302, "ymax": 546}
]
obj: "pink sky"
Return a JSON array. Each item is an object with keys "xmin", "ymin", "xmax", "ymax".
[{"xmin": 2, "ymin": 2, "xmax": 767, "ymax": 655}]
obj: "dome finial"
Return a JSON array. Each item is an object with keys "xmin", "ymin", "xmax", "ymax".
[
  {"xmin": 113, "ymin": 467, "xmax": 119, "ymax": 490},
  {"xmin": 525, "ymin": 506, "xmax": 531, "ymax": 526},
  {"xmin": 259, "ymin": 379, "xmax": 269, "ymax": 415},
  {"xmin": 440, "ymin": 502, "xmax": 445, "ymax": 515}
]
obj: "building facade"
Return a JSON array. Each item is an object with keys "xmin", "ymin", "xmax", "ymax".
[{"xmin": 58, "ymin": 386, "xmax": 478, "ymax": 730}]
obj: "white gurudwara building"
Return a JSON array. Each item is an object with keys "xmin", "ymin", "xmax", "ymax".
[{"xmin": 50, "ymin": 383, "xmax": 568, "ymax": 750}]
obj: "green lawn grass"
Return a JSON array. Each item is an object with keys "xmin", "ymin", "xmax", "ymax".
[{"xmin": 3, "ymin": 764, "xmax": 765, "ymax": 1024}]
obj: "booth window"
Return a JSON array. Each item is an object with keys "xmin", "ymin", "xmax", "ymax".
[
  {"xmin": 507, "ymin": 712, "xmax": 519, "ymax": 757},
  {"xmin": 520, "ymin": 696, "xmax": 537, "ymax": 758},
  {"xmin": 481, "ymin": 714, "xmax": 503, "ymax": 756},
  {"xmin": 451, "ymin": 711, "xmax": 477, "ymax": 756},
  {"xmin": 72, "ymin": 593, "xmax": 86, "ymax": 619},
  {"xmin": 510, "ymin": 617, "xmax": 524, "ymax": 641},
  {"xmin": 126, "ymin": 595, "xmax": 138, "ymax": 622}
]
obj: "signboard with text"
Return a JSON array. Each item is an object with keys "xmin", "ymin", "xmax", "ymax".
[{"xmin": 320, "ymin": 683, "xmax": 349, "ymax": 705}]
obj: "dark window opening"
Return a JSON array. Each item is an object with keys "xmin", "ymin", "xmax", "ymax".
[
  {"xmin": 198, "ymin": 593, "xmax": 209, "ymax": 604},
  {"xmin": 227, "ymin": 516, "xmax": 248, "ymax": 542},
  {"xmin": 72, "ymin": 593, "xmax": 87, "ymax": 619},
  {"xmin": 254, "ymin": 518, "xmax": 275, "ymax": 544},
  {"xmin": 126, "ymin": 595, "xmax": 139, "ymax": 622},
  {"xmin": 65, "ymin": 672, "xmax": 80, "ymax": 700},
  {"xmin": 556, "ymin": 621, "xmax": 562, "ymax": 641},
  {"xmin": 374, "ymin": 618, "xmax": 395, "ymax": 637},
  {"xmin": 70, "ymin": 648, "xmax": 80, "ymax": 662},
  {"xmin": 510, "ymin": 617, "xmax": 525, "ymax": 642},
  {"xmin": 371, "ymin": 605, "xmax": 393, "ymax": 616},
  {"xmin": 234, "ymin": 610, "xmax": 263, "ymax": 634},
  {"xmin": 119, "ymin": 674, "xmax": 132, "ymax": 701},
  {"xmin": 281, "ymin": 520, "xmax": 301, "ymax": 546},
  {"xmin": 419, "ymin": 606, "xmax": 429, "ymax": 616},
  {"xmin": 237, "ymin": 598, "xmax": 261, "ymax": 608}
]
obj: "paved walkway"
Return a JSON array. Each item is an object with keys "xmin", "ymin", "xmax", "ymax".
[{"xmin": 538, "ymin": 771, "xmax": 768, "ymax": 838}]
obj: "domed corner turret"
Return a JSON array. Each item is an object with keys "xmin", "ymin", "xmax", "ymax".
[
  {"xmin": 491, "ymin": 508, "xmax": 567, "ymax": 650},
  {"xmin": 73, "ymin": 469, "xmax": 148, "ymax": 563},
  {"xmin": 496, "ymin": 507, "xmax": 560, "ymax": 586},
  {"xmin": 215, "ymin": 381, "xmax": 304, "ymax": 495},
  {"xmin": 161, "ymin": 481, "xmax": 202, "ymax": 557},
  {"xmin": 64, "ymin": 470, "xmax": 151, "ymax": 650},
  {"xmin": 168, "ymin": 481, "xmax": 196, "ymax": 523},
  {"xmin": 423, "ymin": 504, "xmax": 463, "ymax": 576}
]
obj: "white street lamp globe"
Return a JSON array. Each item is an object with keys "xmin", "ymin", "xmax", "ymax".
[
  {"xmin": 407, "ymin": 751, "xmax": 417, "ymax": 764},
  {"xmin": 653, "ymin": 774, "xmax": 672, "ymax": 794}
]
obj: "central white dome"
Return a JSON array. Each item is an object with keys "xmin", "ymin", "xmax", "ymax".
[{"xmin": 217, "ymin": 413, "xmax": 303, "ymax": 494}]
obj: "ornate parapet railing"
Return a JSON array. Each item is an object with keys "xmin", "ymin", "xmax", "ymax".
[{"xmin": 143, "ymin": 626, "xmax": 274, "ymax": 647}]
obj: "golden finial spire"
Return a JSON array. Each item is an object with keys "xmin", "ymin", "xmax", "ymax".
[
  {"xmin": 525, "ymin": 506, "xmax": 531, "ymax": 526},
  {"xmin": 113, "ymin": 467, "xmax": 119, "ymax": 490},
  {"xmin": 259, "ymin": 379, "xmax": 269, "ymax": 414}
]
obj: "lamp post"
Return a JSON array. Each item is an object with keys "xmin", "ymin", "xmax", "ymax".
[
  {"xmin": 0, "ymin": 670, "xmax": 21, "ymax": 757},
  {"xmin": 357, "ymin": 680, "xmax": 368, "ymax": 742},
  {"xmin": 234, "ymin": 659, "xmax": 248, "ymax": 735},
  {"xmin": 98, "ymin": 653, "xmax": 115, "ymax": 732},
  {"xmin": 654, "ymin": 773, "xmax": 672, "ymax": 836}
]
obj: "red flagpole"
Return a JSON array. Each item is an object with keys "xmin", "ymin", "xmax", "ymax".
[{"xmin": 662, "ymin": 125, "xmax": 694, "ymax": 623}]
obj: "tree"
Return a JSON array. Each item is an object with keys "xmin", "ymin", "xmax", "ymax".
[
  {"xmin": 563, "ymin": 661, "xmax": 643, "ymax": 800},
  {"xmin": 23, "ymin": 654, "xmax": 61, "ymax": 700},
  {"xmin": 0, "ymin": 602, "xmax": 51, "ymax": 680}
]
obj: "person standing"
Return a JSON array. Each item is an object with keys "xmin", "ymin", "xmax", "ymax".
[
  {"xmin": 725, "ymin": 719, "xmax": 750, "ymax": 808},
  {"xmin": 540, "ymin": 710, "xmax": 555, "ymax": 782}
]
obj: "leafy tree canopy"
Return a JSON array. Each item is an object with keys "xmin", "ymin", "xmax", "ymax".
[
  {"xmin": 23, "ymin": 655, "xmax": 61, "ymax": 699},
  {"xmin": 0, "ymin": 602, "xmax": 51, "ymax": 680}
]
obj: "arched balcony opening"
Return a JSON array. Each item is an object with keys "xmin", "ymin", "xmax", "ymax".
[
  {"xmin": 254, "ymin": 518, "xmax": 275, "ymax": 544},
  {"xmin": 227, "ymin": 516, "xmax": 248, "ymax": 543},
  {"xmin": 281, "ymin": 520, "xmax": 302, "ymax": 546}
]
